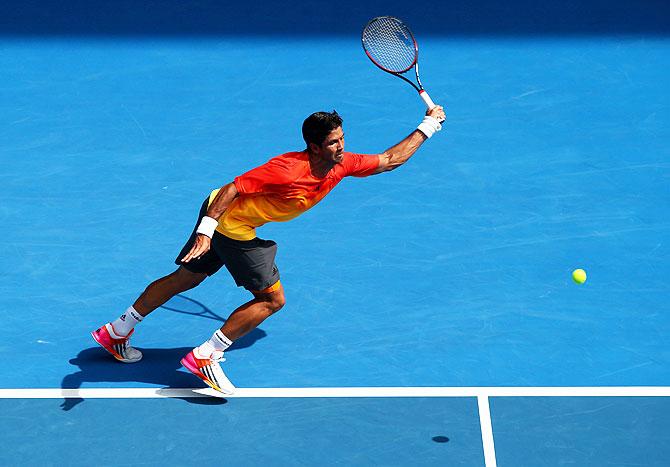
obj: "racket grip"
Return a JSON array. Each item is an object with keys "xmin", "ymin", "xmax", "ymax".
[{"xmin": 419, "ymin": 90, "xmax": 436, "ymax": 109}]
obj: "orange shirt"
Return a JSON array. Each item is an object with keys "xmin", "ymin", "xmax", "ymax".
[{"xmin": 211, "ymin": 151, "xmax": 379, "ymax": 240}]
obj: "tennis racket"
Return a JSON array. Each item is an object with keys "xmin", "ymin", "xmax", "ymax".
[{"xmin": 362, "ymin": 16, "xmax": 439, "ymax": 112}]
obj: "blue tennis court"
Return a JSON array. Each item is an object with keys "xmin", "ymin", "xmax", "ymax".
[{"xmin": 1, "ymin": 1, "xmax": 669, "ymax": 465}]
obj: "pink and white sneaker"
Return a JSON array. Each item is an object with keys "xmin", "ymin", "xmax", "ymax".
[
  {"xmin": 181, "ymin": 349, "xmax": 235, "ymax": 395},
  {"xmin": 91, "ymin": 323, "xmax": 142, "ymax": 363}
]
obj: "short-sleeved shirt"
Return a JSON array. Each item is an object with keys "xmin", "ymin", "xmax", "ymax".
[{"xmin": 213, "ymin": 151, "xmax": 379, "ymax": 240}]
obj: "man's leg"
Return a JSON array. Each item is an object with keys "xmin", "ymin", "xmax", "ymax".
[
  {"xmin": 181, "ymin": 281, "xmax": 285, "ymax": 394},
  {"xmin": 108, "ymin": 266, "xmax": 207, "ymax": 336},
  {"xmin": 219, "ymin": 282, "xmax": 286, "ymax": 340},
  {"xmin": 93, "ymin": 194, "xmax": 222, "ymax": 362},
  {"xmin": 133, "ymin": 266, "xmax": 208, "ymax": 317}
]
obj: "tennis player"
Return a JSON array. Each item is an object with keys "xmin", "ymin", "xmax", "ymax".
[{"xmin": 92, "ymin": 106, "xmax": 445, "ymax": 394}]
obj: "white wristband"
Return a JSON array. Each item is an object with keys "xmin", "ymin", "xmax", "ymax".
[
  {"xmin": 196, "ymin": 216, "xmax": 218, "ymax": 238},
  {"xmin": 417, "ymin": 116, "xmax": 442, "ymax": 138}
]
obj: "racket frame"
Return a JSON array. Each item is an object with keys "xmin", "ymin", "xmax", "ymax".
[{"xmin": 361, "ymin": 16, "xmax": 436, "ymax": 109}]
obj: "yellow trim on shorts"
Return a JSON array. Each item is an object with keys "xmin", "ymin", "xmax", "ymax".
[{"xmin": 255, "ymin": 280, "xmax": 281, "ymax": 294}]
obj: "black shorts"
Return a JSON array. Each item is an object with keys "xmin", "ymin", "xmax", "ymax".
[{"xmin": 175, "ymin": 198, "xmax": 280, "ymax": 291}]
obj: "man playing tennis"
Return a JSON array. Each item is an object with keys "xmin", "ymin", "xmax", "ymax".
[{"xmin": 92, "ymin": 105, "xmax": 445, "ymax": 394}]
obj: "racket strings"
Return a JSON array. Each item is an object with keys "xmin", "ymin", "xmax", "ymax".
[{"xmin": 362, "ymin": 17, "xmax": 417, "ymax": 73}]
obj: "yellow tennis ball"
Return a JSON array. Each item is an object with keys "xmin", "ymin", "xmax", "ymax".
[{"xmin": 572, "ymin": 268, "xmax": 587, "ymax": 284}]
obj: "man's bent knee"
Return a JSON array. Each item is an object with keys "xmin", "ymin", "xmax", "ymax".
[
  {"xmin": 253, "ymin": 282, "xmax": 285, "ymax": 313},
  {"xmin": 268, "ymin": 290, "xmax": 286, "ymax": 312},
  {"xmin": 262, "ymin": 288, "xmax": 285, "ymax": 313}
]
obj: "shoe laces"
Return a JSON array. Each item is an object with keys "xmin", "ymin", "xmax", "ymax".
[
  {"xmin": 210, "ymin": 350, "xmax": 225, "ymax": 363},
  {"xmin": 121, "ymin": 334, "xmax": 133, "ymax": 347}
]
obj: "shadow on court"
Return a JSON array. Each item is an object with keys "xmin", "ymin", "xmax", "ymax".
[
  {"xmin": 159, "ymin": 293, "xmax": 231, "ymax": 323},
  {"xmin": 2, "ymin": 0, "xmax": 669, "ymax": 37},
  {"xmin": 61, "ymin": 322, "xmax": 266, "ymax": 411}
]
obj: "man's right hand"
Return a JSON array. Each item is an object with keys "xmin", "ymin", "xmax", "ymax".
[
  {"xmin": 181, "ymin": 234, "xmax": 212, "ymax": 263},
  {"xmin": 426, "ymin": 105, "xmax": 446, "ymax": 123}
]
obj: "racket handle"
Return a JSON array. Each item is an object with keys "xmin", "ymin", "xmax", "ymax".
[{"xmin": 419, "ymin": 90, "xmax": 436, "ymax": 109}]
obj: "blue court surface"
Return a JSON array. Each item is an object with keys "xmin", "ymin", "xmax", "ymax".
[{"xmin": 1, "ymin": 1, "xmax": 669, "ymax": 465}]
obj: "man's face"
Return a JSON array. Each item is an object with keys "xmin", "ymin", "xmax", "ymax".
[{"xmin": 312, "ymin": 126, "xmax": 345, "ymax": 163}]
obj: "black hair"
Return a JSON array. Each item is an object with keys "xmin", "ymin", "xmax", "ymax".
[{"xmin": 302, "ymin": 111, "xmax": 343, "ymax": 148}]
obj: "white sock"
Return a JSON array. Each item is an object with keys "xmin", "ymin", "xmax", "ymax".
[
  {"xmin": 196, "ymin": 330, "xmax": 233, "ymax": 358},
  {"xmin": 110, "ymin": 306, "xmax": 144, "ymax": 337}
]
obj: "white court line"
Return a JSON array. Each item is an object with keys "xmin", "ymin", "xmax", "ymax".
[
  {"xmin": 3, "ymin": 386, "xmax": 667, "ymax": 467},
  {"xmin": 0, "ymin": 386, "xmax": 669, "ymax": 399},
  {"xmin": 478, "ymin": 395, "xmax": 497, "ymax": 467}
]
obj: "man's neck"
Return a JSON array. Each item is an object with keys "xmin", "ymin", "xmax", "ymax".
[{"xmin": 307, "ymin": 150, "xmax": 336, "ymax": 179}]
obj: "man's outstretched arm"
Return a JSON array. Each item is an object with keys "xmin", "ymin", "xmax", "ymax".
[
  {"xmin": 181, "ymin": 182, "xmax": 239, "ymax": 263},
  {"xmin": 374, "ymin": 105, "xmax": 445, "ymax": 174}
]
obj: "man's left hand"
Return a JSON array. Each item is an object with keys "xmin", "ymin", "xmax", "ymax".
[{"xmin": 181, "ymin": 234, "xmax": 212, "ymax": 263}]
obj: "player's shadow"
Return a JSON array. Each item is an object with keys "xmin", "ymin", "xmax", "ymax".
[{"xmin": 61, "ymin": 295, "xmax": 266, "ymax": 411}]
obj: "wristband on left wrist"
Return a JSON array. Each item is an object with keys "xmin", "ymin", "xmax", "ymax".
[{"xmin": 196, "ymin": 216, "xmax": 218, "ymax": 238}]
